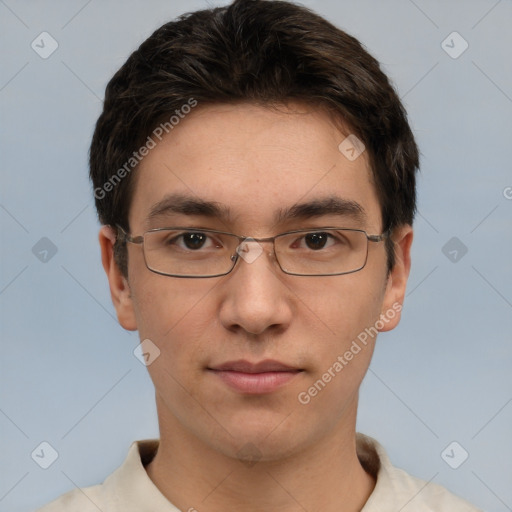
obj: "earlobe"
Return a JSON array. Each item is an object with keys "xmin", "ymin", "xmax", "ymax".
[
  {"xmin": 99, "ymin": 226, "xmax": 138, "ymax": 331},
  {"xmin": 378, "ymin": 225, "xmax": 413, "ymax": 333}
]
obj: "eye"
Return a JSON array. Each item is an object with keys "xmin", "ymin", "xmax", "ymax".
[
  {"xmin": 181, "ymin": 232, "xmax": 209, "ymax": 250},
  {"xmin": 166, "ymin": 231, "xmax": 221, "ymax": 251},
  {"xmin": 303, "ymin": 232, "xmax": 332, "ymax": 250},
  {"xmin": 289, "ymin": 231, "xmax": 341, "ymax": 251}
]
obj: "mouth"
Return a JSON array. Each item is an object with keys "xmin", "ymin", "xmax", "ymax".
[{"xmin": 207, "ymin": 359, "xmax": 304, "ymax": 394}]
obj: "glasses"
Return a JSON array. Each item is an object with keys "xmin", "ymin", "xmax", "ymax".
[{"xmin": 116, "ymin": 225, "xmax": 388, "ymax": 278}]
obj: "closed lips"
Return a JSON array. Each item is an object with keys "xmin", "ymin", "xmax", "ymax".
[{"xmin": 208, "ymin": 359, "xmax": 302, "ymax": 373}]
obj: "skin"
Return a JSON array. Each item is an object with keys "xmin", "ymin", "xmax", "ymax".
[{"xmin": 99, "ymin": 102, "xmax": 413, "ymax": 512}]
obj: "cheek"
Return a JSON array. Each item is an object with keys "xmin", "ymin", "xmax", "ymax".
[
  {"xmin": 130, "ymin": 273, "xmax": 218, "ymax": 364},
  {"xmin": 294, "ymin": 273, "xmax": 386, "ymax": 344},
  {"xmin": 292, "ymin": 279, "xmax": 384, "ymax": 421},
  {"xmin": 132, "ymin": 279, "xmax": 217, "ymax": 419},
  {"xmin": 292, "ymin": 273, "xmax": 386, "ymax": 398}
]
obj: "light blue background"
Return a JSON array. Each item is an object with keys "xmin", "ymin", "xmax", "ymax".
[{"xmin": 1, "ymin": 1, "xmax": 511, "ymax": 511}]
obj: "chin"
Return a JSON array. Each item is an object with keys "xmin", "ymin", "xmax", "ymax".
[{"xmin": 209, "ymin": 413, "xmax": 308, "ymax": 462}]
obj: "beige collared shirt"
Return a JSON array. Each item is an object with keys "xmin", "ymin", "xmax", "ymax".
[{"xmin": 37, "ymin": 434, "xmax": 481, "ymax": 511}]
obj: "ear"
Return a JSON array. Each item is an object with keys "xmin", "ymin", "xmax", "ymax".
[
  {"xmin": 99, "ymin": 226, "xmax": 138, "ymax": 331},
  {"xmin": 379, "ymin": 224, "xmax": 413, "ymax": 332}
]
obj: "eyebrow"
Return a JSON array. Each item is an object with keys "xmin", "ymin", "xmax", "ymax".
[
  {"xmin": 147, "ymin": 193, "xmax": 232, "ymax": 223},
  {"xmin": 146, "ymin": 193, "xmax": 366, "ymax": 225},
  {"xmin": 275, "ymin": 196, "xmax": 366, "ymax": 224}
]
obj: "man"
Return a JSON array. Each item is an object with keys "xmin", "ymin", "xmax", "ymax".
[{"xmin": 38, "ymin": 0, "xmax": 480, "ymax": 510}]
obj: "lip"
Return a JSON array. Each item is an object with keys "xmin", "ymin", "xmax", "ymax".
[
  {"xmin": 208, "ymin": 359, "xmax": 303, "ymax": 394},
  {"xmin": 210, "ymin": 359, "xmax": 299, "ymax": 373}
]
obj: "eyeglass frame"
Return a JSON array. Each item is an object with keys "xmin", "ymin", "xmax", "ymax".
[{"xmin": 115, "ymin": 224, "xmax": 389, "ymax": 278}]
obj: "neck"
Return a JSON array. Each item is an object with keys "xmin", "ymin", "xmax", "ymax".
[{"xmin": 145, "ymin": 395, "xmax": 375, "ymax": 512}]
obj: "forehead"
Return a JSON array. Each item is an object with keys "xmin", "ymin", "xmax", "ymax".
[{"xmin": 129, "ymin": 102, "xmax": 382, "ymax": 232}]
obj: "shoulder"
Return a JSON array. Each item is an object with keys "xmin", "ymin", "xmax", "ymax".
[
  {"xmin": 35, "ymin": 484, "xmax": 105, "ymax": 512},
  {"xmin": 357, "ymin": 433, "xmax": 482, "ymax": 512},
  {"xmin": 35, "ymin": 439, "xmax": 161, "ymax": 512},
  {"xmin": 385, "ymin": 464, "xmax": 482, "ymax": 511}
]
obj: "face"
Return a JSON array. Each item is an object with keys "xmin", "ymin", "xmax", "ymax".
[{"xmin": 100, "ymin": 102, "xmax": 412, "ymax": 461}]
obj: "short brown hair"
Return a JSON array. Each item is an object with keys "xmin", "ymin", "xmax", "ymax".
[{"xmin": 90, "ymin": 0, "xmax": 419, "ymax": 275}]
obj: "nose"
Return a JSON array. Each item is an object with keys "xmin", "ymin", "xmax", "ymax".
[{"xmin": 218, "ymin": 239, "xmax": 293, "ymax": 336}]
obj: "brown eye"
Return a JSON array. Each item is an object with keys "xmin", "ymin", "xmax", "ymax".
[
  {"xmin": 182, "ymin": 232, "xmax": 207, "ymax": 249},
  {"xmin": 304, "ymin": 232, "xmax": 329, "ymax": 250}
]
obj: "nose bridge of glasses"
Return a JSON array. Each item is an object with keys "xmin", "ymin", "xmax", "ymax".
[{"xmin": 235, "ymin": 237, "xmax": 275, "ymax": 265}]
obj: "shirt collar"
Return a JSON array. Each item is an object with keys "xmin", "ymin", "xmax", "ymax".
[
  {"xmin": 100, "ymin": 434, "xmax": 431, "ymax": 511},
  {"xmin": 102, "ymin": 439, "xmax": 180, "ymax": 511}
]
